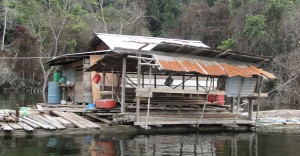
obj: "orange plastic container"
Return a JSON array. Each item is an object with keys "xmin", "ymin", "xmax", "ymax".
[{"xmin": 95, "ymin": 99, "xmax": 116, "ymax": 108}]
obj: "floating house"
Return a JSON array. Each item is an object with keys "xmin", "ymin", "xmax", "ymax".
[{"xmin": 46, "ymin": 33, "xmax": 275, "ymax": 128}]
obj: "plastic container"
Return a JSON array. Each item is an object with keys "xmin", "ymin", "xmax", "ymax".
[
  {"xmin": 208, "ymin": 94, "xmax": 225, "ymax": 106},
  {"xmin": 53, "ymin": 71, "xmax": 62, "ymax": 82},
  {"xmin": 58, "ymin": 76, "xmax": 67, "ymax": 84},
  {"xmin": 95, "ymin": 99, "xmax": 116, "ymax": 109},
  {"xmin": 92, "ymin": 74, "xmax": 101, "ymax": 84},
  {"xmin": 86, "ymin": 103, "xmax": 96, "ymax": 110},
  {"xmin": 48, "ymin": 81, "xmax": 62, "ymax": 104}
]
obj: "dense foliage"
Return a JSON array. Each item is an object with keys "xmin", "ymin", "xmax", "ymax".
[{"xmin": 0, "ymin": 0, "xmax": 300, "ymax": 108}]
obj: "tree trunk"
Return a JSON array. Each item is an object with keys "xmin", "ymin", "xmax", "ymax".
[
  {"xmin": 1, "ymin": 6, "xmax": 7, "ymax": 50},
  {"xmin": 39, "ymin": 58, "xmax": 54, "ymax": 104}
]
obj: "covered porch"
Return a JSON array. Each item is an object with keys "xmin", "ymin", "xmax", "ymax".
[{"xmin": 86, "ymin": 48, "xmax": 275, "ymax": 129}]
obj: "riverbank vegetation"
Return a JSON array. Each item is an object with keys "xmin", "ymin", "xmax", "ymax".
[{"xmin": 0, "ymin": 0, "xmax": 300, "ymax": 109}]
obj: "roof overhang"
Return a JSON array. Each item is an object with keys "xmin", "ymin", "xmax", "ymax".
[{"xmin": 44, "ymin": 50, "xmax": 111, "ymax": 66}]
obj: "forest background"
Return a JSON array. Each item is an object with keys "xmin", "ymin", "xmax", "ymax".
[{"xmin": 0, "ymin": 0, "xmax": 300, "ymax": 109}]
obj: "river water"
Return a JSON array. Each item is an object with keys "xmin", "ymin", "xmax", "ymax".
[
  {"xmin": 0, "ymin": 92, "xmax": 42, "ymax": 109},
  {"xmin": 0, "ymin": 131, "xmax": 300, "ymax": 156},
  {"xmin": 1, "ymin": 93, "xmax": 300, "ymax": 155}
]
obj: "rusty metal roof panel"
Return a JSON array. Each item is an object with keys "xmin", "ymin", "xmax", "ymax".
[{"xmin": 153, "ymin": 54, "xmax": 276, "ymax": 79}]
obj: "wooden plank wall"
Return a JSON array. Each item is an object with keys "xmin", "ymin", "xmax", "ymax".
[
  {"xmin": 61, "ymin": 60, "xmax": 83, "ymax": 103},
  {"xmin": 90, "ymin": 55, "xmax": 102, "ymax": 103},
  {"xmin": 74, "ymin": 61, "xmax": 84, "ymax": 103},
  {"xmin": 83, "ymin": 58, "xmax": 93, "ymax": 103}
]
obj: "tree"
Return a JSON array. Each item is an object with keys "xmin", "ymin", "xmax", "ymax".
[
  {"xmin": 171, "ymin": 2, "xmax": 231, "ymax": 48},
  {"xmin": 146, "ymin": 0, "xmax": 185, "ymax": 37}
]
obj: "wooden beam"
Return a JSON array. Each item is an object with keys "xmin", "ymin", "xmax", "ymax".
[
  {"xmin": 248, "ymin": 99, "xmax": 253, "ymax": 120},
  {"xmin": 182, "ymin": 74, "xmax": 185, "ymax": 90},
  {"xmin": 18, "ymin": 122, "xmax": 34, "ymax": 131},
  {"xmin": 196, "ymin": 74, "xmax": 199, "ymax": 91},
  {"xmin": 136, "ymin": 87, "xmax": 226, "ymax": 95},
  {"xmin": 52, "ymin": 111, "xmax": 86, "ymax": 128},
  {"xmin": 135, "ymin": 119, "xmax": 255, "ymax": 126},
  {"xmin": 121, "ymin": 57, "xmax": 126, "ymax": 113},
  {"xmin": 255, "ymin": 76, "xmax": 263, "ymax": 128},
  {"xmin": 154, "ymin": 73, "xmax": 157, "ymax": 88}
]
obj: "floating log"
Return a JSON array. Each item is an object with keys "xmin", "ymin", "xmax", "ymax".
[{"xmin": 18, "ymin": 122, "xmax": 34, "ymax": 131}]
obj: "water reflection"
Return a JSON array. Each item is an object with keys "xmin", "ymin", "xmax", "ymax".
[
  {"xmin": 89, "ymin": 133, "xmax": 257, "ymax": 156},
  {"xmin": 1, "ymin": 132, "xmax": 300, "ymax": 156}
]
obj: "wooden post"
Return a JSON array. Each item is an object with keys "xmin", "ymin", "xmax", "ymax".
[
  {"xmin": 196, "ymin": 74, "xmax": 199, "ymax": 91},
  {"xmin": 154, "ymin": 73, "xmax": 157, "ymax": 88},
  {"xmin": 234, "ymin": 77, "xmax": 245, "ymax": 126},
  {"xmin": 136, "ymin": 44, "xmax": 148, "ymax": 122},
  {"xmin": 182, "ymin": 74, "xmax": 185, "ymax": 90},
  {"xmin": 206, "ymin": 77, "xmax": 209, "ymax": 90},
  {"xmin": 212, "ymin": 78, "xmax": 215, "ymax": 89},
  {"xmin": 197, "ymin": 77, "xmax": 213, "ymax": 128},
  {"xmin": 248, "ymin": 99, "xmax": 253, "ymax": 120},
  {"xmin": 145, "ymin": 66, "xmax": 152, "ymax": 129},
  {"xmin": 111, "ymin": 67, "xmax": 114, "ymax": 99},
  {"xmin": 231, "ymin": 97, "xmax": 235, "ymax": 113},
  {"xmin": 136, "ymin": 56, "xmax": 141, "ymax": 122},
  {"xmin": 102, "ymin": 71, "xmax": 106, "ymax": 92},
  {"xmin": 142, "ymin": 72, "xmax": 144, "ymax": 88},
  {"xmin": 255, "ymin": 76, "xmax": 263, "ymax": 128},
  {"xmin": 121, "ymin": 57, "xmax": 126, "ymax": 113}
]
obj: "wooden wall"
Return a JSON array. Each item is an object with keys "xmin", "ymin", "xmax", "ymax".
[
  {"xmin": 83, "ymin": 58, "xmax": 93, "ymax": 103},
  {"xmin": 90, "ymin": 55, "xmax": 102, "ymax": 103}
]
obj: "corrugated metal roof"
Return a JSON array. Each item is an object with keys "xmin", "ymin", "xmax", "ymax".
[
  {"xmin": 95, "ymin": 33, "xmax": 210, "ymax": 51},
  {"xmin": 153, "ymin": 54, "xmax": 276, "ymax": 79}
]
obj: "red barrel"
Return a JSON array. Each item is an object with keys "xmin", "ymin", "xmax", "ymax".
[
  {"xmin": 208, "ymin": 95, "xmax": 225, "ymax": 106},
  {"xmin": 95, "ymin": 99, "xmax": 116, "ymax": 108}
]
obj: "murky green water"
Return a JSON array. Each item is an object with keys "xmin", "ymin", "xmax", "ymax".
[
  {"xmin": 0, "ymin": 92, "xmax": 42, "ymax": 109},
  {"xmin": 0, "ymin": 132, "xmax": 300, "ymax": 156}
]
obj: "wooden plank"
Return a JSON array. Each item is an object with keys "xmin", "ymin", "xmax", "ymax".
[
  {"xmin": 86, "ymin": 113, "xmax": 113, "ymax": 124},
  {"xmin": 23, "ymin": 116, "xmax": 51, "ymax": 130},
  {"xmin": 95, "ymin": 113, "xmax": 117, "ymax": 116},
  {"xmin": 42, "ymin": 114, "xmax": 66, "ymax": 130},
  {"xmin": 66, "ymin": 113, "xmax": 94, "ymax": 128},
  {"xmin": 37, "ymin": 105, "xmax": 43, "ymax": 111},
  {"xmin": 53, "ymin": 117, "xmax": 73, "ymax": 127},
  {"xmin": 8, "ymin": 123, "xmax": 23, "ymax": 130},
  {"xmin": 136, "ymin": 87, "xmax": 226, "ymax": 95},
  {"xmin": 21, "ymin": 118, "xmax": 41, "ymax": 129},
  {"xmin": 134, "ymin": 119, "xmax": 254, "ymax": 126},
  {"xmin": 17, "ymin": 122, "xmax": 34, "ymax": 131},
  {"xmin": 0, "ymin": 122, "xmax": 14, "ymax": 131},
  {"xmin": 30, "ymin": 115, "xmax": 56, "ymax": 130},
  {"xmin": 52, "ymin": 111, "xmax": 86, "ymax": 128},
  {"xmin": 68, "ymin": 112, "xmax": 100, "ymax": 128}
]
